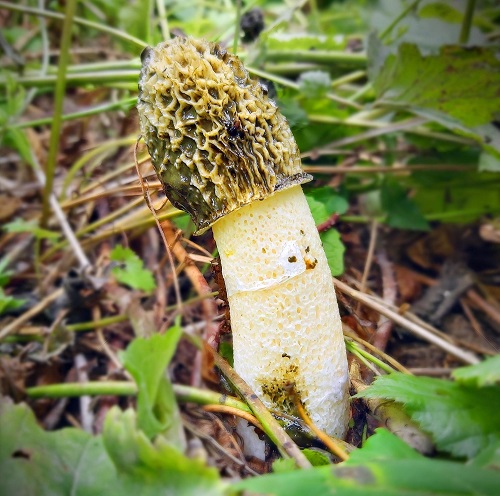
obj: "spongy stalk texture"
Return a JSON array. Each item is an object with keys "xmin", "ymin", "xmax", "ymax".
[
  {"xmin": 212, "ymin": 186, "xmax": 349, "ymax": 438},
  {"xmin": 138, "ymin": 38, "xmax": 311, "ymax": 233}
]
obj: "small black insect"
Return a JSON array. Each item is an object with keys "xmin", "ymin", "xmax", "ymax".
[{"xmin": 226, "ymin": 116, "xmax": 245, "ymax": 140}]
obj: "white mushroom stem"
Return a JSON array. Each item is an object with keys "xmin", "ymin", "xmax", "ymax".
[{"xmin": 212, "ymin": 185, "xmax": 349, "ymax": 439}]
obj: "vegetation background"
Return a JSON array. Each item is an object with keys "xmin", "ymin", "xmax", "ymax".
[{"xmin": 0, "ymin": 0, "xmax": 500, "ymax": 494}]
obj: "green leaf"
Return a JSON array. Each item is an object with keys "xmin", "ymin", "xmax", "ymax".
[
  {"xmin": 4, "ymin": 218, "xmax": 60, "ymax": 240},
  {"xmin": 120, "ymin": 322, "xmax": 184, "ymax": 444},
  {"xmin": 0, "ymin": 288, "xmax": 25, "ymax": 315},
  {"xmin": 381, "ymin": 177, "xmax": 430, "ymax": 231},
  {"xmin": 452, "ymin": 355, "xmax": 500, "ymax": 387},
  {"xmin": 306, "ymin": 187, "xmax": 349, "ymax": 224},
  {"xmin": 297, "ymin": 71, "xmax": 331, "ymax": 99},
  {"xmin": 418, "ymin": 2, "xmax": 463, "ymax": 23},
  {"xmin": 355, "ymin": 373, "xmax": 500, "ymax": 459},
  {"xmin": 302, "ymin": 448, "xmax": 331, "ymax": 466},
  {"xmin": 479, "ymin": 153, "xmax": 500, "ymax": 172},
  {"xmin": 346, "ymin": 428, "xmax": 422, "ymax": 464},
  {"xmin": 102, "ymin": 407, "xmax": 223, "ymax": 496},
  {"xmin": 234, "ymin": 456, "xmax": 500, "ymax": 495},
  {"xmin": 0, "ymin": 399, "xmax": 225, "ymax": 496},
  {"xmin": 110, "ymin": 245, "xmax": 156, "ymax": 292},
  {"xmin": 369, "ymin": 41, "xmax": 500, "ymax": 155},
  {"xmin": 320, "ymin": 228, "xmax": 345, "ymax": 276},
  {"xmin": 0, "ymin": 399, "xmax": 127, "ymax": 496}
]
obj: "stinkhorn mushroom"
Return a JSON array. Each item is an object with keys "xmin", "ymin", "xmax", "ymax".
[{"xmin": 137, "ymin": 37, "xmax": 349, "ymax": 440}]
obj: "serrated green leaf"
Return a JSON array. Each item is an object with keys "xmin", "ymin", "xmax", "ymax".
[
  {"xmin": 369, "ymin": 41, "xmax": 500, "ymax": 155},
  {"xmin": 452, "ymin": 355, "xmax": 500, "ymax": 387},
  {"xmin": 234, "ymin": 456, "xmax": 500, "ymax": 496},
  {"xmin": 4, "ymin": 218, "xmax": 60, "ymax": 240},
  {"xmin": 381, "ymin": 177, "xmax": 430, "ymax": 231},
  {"xmin": 102, "ymin": 407, "xmax": 223, "ymax": 496},
  {"xmin": 0, "ymin": 399, "xmax": 225, "ymax": 496},
  {"xmin": 347, "ymin": 428, "xmax": 423, "ymax": 465},
  {"xmin": 355, "ymin": 373, "xmax": 500, "ymax": 458},
  {"xmin": 306, "ymin": 187, "xmax": 349, "ymax": 223},
  {"xmin": 320, "ymin": 228, "xmax": 344, "ymax": 276},
  {"xmin": 0, "ymin": 399, "xmax": 127, "ymax": 496},
  {"xmin": 110, "ymin": 245, "xmax": 156, "ymax": 292},
  {"xmin": 120, "ymin": 322, "xmax": 184, "ymax": 444}
]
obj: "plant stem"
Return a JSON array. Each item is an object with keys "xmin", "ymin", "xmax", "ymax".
[
  {"xmin": 156, "ymin": 0, "xmax": 170, "ymax": 40},
  {"xmin": 460, "ymin": 0, "xmax": 477, "ymax": 44},
  {"xmin": 265, "ymin": 49, "xmax": 366, "ymax": 66},
  {"xmin": 379, "ymin": 0, "xmax": 422, "ymax": 41},
  {"xmin": 0, "ymin": 1, "xmax": 147, "ymax": 48},
  {"xmin": 206, "ymin": 346, "xmax": 312, "ymax": 468},
  {"xmin": 14, "ymin": 97, "xmax": 137, "ymax": 129},
  {"xmin": 40, "ymin": 0, "xmax": 77, "ymax": 228},
  {"xmin": 232, "ymin": 0, "xmax": 242, "ymax": 54}
]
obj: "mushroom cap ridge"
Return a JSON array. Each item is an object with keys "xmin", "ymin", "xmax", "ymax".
[{"xmin": 138, "ymin": 37, "xmax": 311, "ymax": 233}]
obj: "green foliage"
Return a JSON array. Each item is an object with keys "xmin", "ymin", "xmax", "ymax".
[
  {"xmin": 120, "ymin": 320, "xmax": 184, "ymax": 443},
  {"xmin": 0, "ymin": 288, "xmax": 25, "ymax": 316},
  {"xmin": 297, "ymin": 71, "xmax": 332, "ymax": 98},
  {"xmin": 110, "ymin": 245, "xmax": 156, "ymax": 292},
  {"xmin": 102, "ymin": 407, "xmax": 223, "ymax": 496},
  {"xmin": 235, "ymin": 428, "xmax": 500, "ymax": 495},
  {"xmin": 355, "ymin": 372, "xmax": 500, "ymax": 459},
  {"xmin": 452, "ymin": 355, "xmax": 500, "ymax": 387},
  {"xmin": 0, "ymin": 399, "xmax": 225, "ymax": 496},
  {"xmin": 381, "ymin": 177, "xmax": 430, "ymax": 230},
  {"xmin": 306, "ymin": 187, "xmax": 348, "ymax": 275},
  {"xmin": 369, "ymin": 39, "xmax": 500, "ymax": 156},
  {"xmin": 4, "ymin": 218, "xmax": 60, "ymax": 241}
]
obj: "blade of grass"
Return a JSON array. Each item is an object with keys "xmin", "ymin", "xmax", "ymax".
[{"xmin": 40, "ymin": 0, "xmax": 77, "ymax": 227}]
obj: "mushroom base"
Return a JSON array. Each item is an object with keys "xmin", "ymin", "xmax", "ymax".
[{"xmin": 212, "ymin": 185, "xmax": 349, "ymax": 439}]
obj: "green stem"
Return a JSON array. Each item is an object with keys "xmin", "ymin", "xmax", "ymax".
[
  {"xmin": 15, "ymin": 97, "xmax": 136, "ymax": 129},
  {"xmin": 379, "ymin": 0, "xmax": 422, "ymax": 41},
  {"xmin": 345, "ymin": 340, "xmax": 395, "ymax": 374},
  {"xmin": 208, "ymin": 347, "xmax": 312, "ymax": 468},
  {"xmin": 459, "ymin": 0, "xmax": 477, "ymax": 44},
  {"xmin": 156, "ymin": 0, "xmax": 170, "ymax": 40},
  {"xmin": 232, "ymin": 0, "xmax": 242, "ymax": 54},
  {"xmin": 0, "ymin": 71, "xmax": 139, "ymax": 88},
  {"xmin": 40, "ymin": 0, "xmax": 77, "ymax": 227},
  {"xmin": 0, "ymin": 1, "xmax": 147, "ymax": 48},
  {"xmin": 265, "ymin": 49, "xmax": 366, "ymax": 66}
]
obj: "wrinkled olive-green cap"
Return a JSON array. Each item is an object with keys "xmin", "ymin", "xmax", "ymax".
[{"xmin": 137, "ymin": 37, "xmax": 311, "ymax": 234}]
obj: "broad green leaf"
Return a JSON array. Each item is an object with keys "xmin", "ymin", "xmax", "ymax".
[
  {"xmin": 0, "ymin": 399, "xmax": 127, "ymax": 496},
  {"xmin": 381, "ymin": 177, "xmax": 430, "ymax": 231},
  {"xmin": 306, "ymin": 186, "xmax": 349, "ymax": 223},
  {"xmin": 4, "ymin": 218, "xmax": 60, "ymax": 240},
  {"xmin": 120, "ymin": 322, "xmax": 185, "ymax": 445},
  {"xmin": 0, "ymin": 400, "xmax": 225, "ymax": 496},
  {"xmin": 452, "ymin": 355, "xmax": 500, "ymax": 387},
  {"xmin": 321, "ymin": 228, "xmax": 345, "ymax": 276},
  {"xmin": 110, "ymin": 244, "xmax": 156, "ymax": 292},
  {"xmin": 468, "ymin": 440, "xmax": 500, "ymax": 471},
  {"xmin": 346, "ymin": 428, "xmax": 422, "ymax": 464},
  {"xmin": 234, "ymin": 456, "xmax": 500, "ymax": 496},
  {"xmin": 355, "ymin": 373, "xmax": 500, "ymax": 458},
  {"xmin": 102, "ymin": 407, "xmax": 223, "ymax": 496},
  {"xmin": 369, "ymin": 41, "xmax": 500, "ymax": 155}
]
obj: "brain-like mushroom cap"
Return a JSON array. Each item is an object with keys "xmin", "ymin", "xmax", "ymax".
[{"xmin": 137, "ymin": 37, "xmax": 311, "ymax": 233}]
